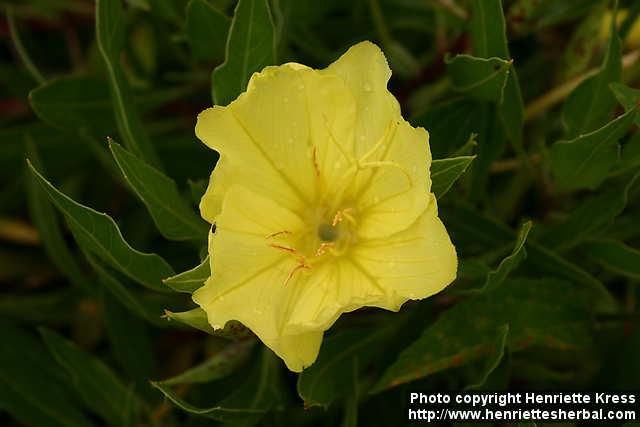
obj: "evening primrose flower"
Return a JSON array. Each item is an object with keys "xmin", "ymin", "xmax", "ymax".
[{"xmin": 194, "ymin": 41, "xmax": 457, "ymax": 372}]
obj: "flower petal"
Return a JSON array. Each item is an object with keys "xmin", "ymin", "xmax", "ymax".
[
  {"xmin": 324, "ymin": 41, "xmax": 401, "ymax": 159},
  {"xmin": 283, "ymin": 196, "xmax": 456, "ymax": 334},
  {"xmin": 354, "ymin": 195, "xmax": 457, "ymax": 301},
  {"xmin": 193, "ymin": 185, "xmax": 320, "ymax": 371},
  {"xmin": 197, "ymin": 63, "xmax": 358, "ymax": 222},
  {"xmin": 355, "ymin": 119, "xmax": 432, "ymax": 239}
]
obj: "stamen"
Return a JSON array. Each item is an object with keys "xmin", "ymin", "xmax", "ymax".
[
  {"xmin": 283, "ymin": 262, "xmax": 311, "ymax": 286},
  {"xmin": 311, "ymin": 146, "xmax": 321, "ymax": 178},
  {"xmin": 315, "ymin": 242, "xmax": 335, "ymax": 257},
  {"xmin": 268, "ymin": 243, "xmax": 298, "ymax": 254},
  {"xmin": 332, "ymin": 208, "xmax": 356, "ymax": 226},
  {"xmin": 266, "ymin": 230, "xmax": 292, "ymax": 239}
]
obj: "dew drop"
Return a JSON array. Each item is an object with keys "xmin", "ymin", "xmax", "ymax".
[{"xmin": 372, "ymin": 196, "xmax": 380, "ymax": 204}]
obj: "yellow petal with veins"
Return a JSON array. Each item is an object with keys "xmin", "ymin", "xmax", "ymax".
[{"xmin": 284, "ymin": 195, "xmax": 456, "ymax": 335}]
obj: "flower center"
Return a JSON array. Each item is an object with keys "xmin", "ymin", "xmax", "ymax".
[{"xmin": 317, "ymin": 222, "xmax": 339, "ymax": 242}]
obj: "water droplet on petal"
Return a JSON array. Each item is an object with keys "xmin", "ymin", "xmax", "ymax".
[{"xmin": 372, "ymin": 196, "xmax": 380, "ymax": 204}]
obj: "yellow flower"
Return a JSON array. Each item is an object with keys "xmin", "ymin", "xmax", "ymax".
[{"xmin": 194, "ymin": 41, "xmax": 457, "ymax": 372}]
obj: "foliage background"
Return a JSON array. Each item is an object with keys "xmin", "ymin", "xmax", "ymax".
[{"xmin": 1, "ymin": 0, "xmax": 640, "ymax": 426}]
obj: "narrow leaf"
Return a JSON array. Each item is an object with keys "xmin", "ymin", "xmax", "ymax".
[
  {"xmin": 298, "ymin": 325, "xmax": 398, "ymax": 408},
  {"xmin": 470, "ymin": 0, "xmax": 524, "ymax": 147},
  {"xmin": 0, "ymin": 322, "xmax": 92, "ymax": 427},
  {"xmin": 85, "ymin": 254, "xmax": 166, "ymax": 326},
  {"xmin": 186, "ymin": 0, "xmax": 230, "ymax": 61},
  {"xmin": 212, "ymin": 0, "xmax": 276, "ymax": 105},
  {"xmin": 372, "ymin": 278, "xmax": 593, "ymax": 392},
  {"xmin": 103, "ymin": 293, "xmax": 156, "ymax": 382},
  {"xmin": 431, "ymin": 155, "xmax": 475, "ymax": 198},
  {"xmin": 25, "ymin": 140, "xmax": 93, "ymax": 294},
  {"xmin": 551, "ymin": 108, "xmax": 636, "ymax": 191},
  {"xmin": 582, "ymin": 239, "xmax": 640, "ymax": 280},
  {"xmin": 465, "ymin": 324, "xmax": 509, "ymax": 390},
  {"xmin": 28, "ymin": 76, "xmax": 115, "ymax": 135},
  {"xmin": 543, "ymin": 170, "xmax": 640, "ymax": 251},
  {"xmin": 163, "ymin": 255, "xmax": 210, "ymax": 293},
  {"xmin": 151, "ymin": 348, "xmax": 282, "ymax": 424},
  {"xmin": 562, "ymin": 9, "xmax": 622, "ymax": 138},
  {"xmin": 159, "ymin": 340, "xmax": 254, "ymax": 386},
  {"xmin": 28, "ymin": 161, "xmax": 175, "ymax": 292},
  {"xmin": 477, "ymin": 221, "xmax": 531, "ymax": 293},
  {"xmin": 446, "ymin": 54, "xmax": 511, "ymax": 102},
  {"xmin": 109, "ymin": 141, "xmax": 208, "ymax": 241},
  {"xmin": 164, "ymin": 307, "xmax": 214, "ymax": 334},
  {"xmin": 96, "ymin": 0, "xmax": 161, "ymax": 166},
  {"xmin": 40, "ymin": 328, "xmax": 141, "ymax": 427},
  {"xmin": 610, "ymin": 82, "xmax": 640, "ymax": 126}
]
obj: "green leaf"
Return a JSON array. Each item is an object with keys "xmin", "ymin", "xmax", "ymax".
[
  {"xmin": 28, "ymin": 76, "xmax": 115, "ymax": 135},
  {"xmin": 212, "ymin": 0, "xmax": 276, "ymax": 105},
  {"xmin": 158, "ymin": 340, "xmax": 254, "ymax": 386},
  {"xmin": 28, "ymin": 161, "xmax": 175, "ymax": 292},
  {"xmin": 562, "ymin": 9, "xmax": 622, "ymax": 138},
  {"xmin": 476, "ymin": 221, "xmax": 531, "ymax": 293},
  {"xmin": 151, "ymin": 347, "xmax": 283, "ymax": 424},
  {"xmin": 0, "ymin": 289, "xmax": 76, "ymax": 325},
  {"xmin": 103, "ymin": 293, "xmax": 156, "ymax": 382},
  {"xmin": 431, "ymin": 155, "xmax": 475, "ymax": 198},
  {"xmin": 551, "ymin": 108, "xmax": 636, "ymax": 191},
  {"xmin": 164, "ymin": 307, "xmax": 214, "ymax": 334},
  {"xmin": 96, "ymin": 0, "xmax": 162, "ymax": 166},
  {"xmin": 610, "ymin": 82, "xmax": 640, "ymax": 126},
  {"xmin": 465, "ymin": 324, "xmax": 509, "ymax": 390},
  {"xmin": 340, "ymin": 357, "xmax": 359, "ymax": 427},
  {"xmin": 470, "ymin": 0, "xmax": 524, "ymax": 147},
  {"xmin": 543, "ymin": 171, "xmax": 640, "ymax": 252},
  {"xmin": 446, "ymin": 204, "xmax": 612, "ymax": 303},
  {"xmin": 40, "ymin": 328, "xmax": 141, "ymax": 427},
  {"xmin": 298, "ymin": 326, "xmax": 397, "ymax": 408},
  {"xmin": 446, "ymin": 54, "xmax": 511, "ymax": 102},
  {"xmin": 186, "ymin": 0, "xmax": 230, "ymax": 61},
  {"xmin": 582, "ymin": 239, "xmax": 640, "ymax": 280},
  {"xmin": 25, "ymin": 139, "xmax": 92, "ymax": 294},
  {"xmin": 0, "ymin": 322, "xmax": 93, "ymax": 427},
  {"xmin": 163, "ymin": 255, "xmax": 210, "ymax": 293},
  {"xmin": 85, "ymin": 253, "xmax": 166, "ymax": 326},
  {"xmin": 372, "ymin": 278, "xmax": 593, "ymax": 392},
  {"xmin": 470, "ymin": 0, "xmax": 509, "ymax": 59},
  {"xmin": 109, "ymin": 141, "xmax": 208, "ymax": 241},
  {"xmin": 412, "ymin": 99, "xmax": 484, "ymax": 157}
]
